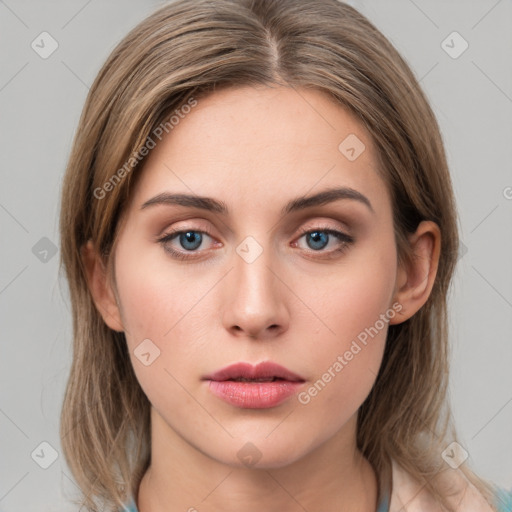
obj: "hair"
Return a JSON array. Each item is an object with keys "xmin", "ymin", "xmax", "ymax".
[{"xmin": 58, "ymin": 0, "xmax": 501, "ymax": 510}]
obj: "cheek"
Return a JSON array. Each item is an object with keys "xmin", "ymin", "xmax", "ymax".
[
  {"xmin": 115, "ymin": 243, "xmax": 210, "ymax": 340},
  {"xmin": 295, "ymin": 240, "xmax": 396, "ymax": 417},
  {"xmin": 306, "ymin": 236, "xmax": 397, "ymax": 348},
  {"xmin": 113, "ymin": 245, "xmax": 220, "ymax": 393}
]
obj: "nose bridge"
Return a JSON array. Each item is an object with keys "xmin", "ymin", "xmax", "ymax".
[
  {"xmin": 234, "ymin": 234, "xmax": 279, "ymax": 310},
  {"xmin": 222, "ymin": 234, "xmax": 288, "ymax": 338}
]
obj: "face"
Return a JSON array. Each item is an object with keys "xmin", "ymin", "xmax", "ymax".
[{"xmin": 103, "ymin": 85, "xmax": 405, "ymax": 468}]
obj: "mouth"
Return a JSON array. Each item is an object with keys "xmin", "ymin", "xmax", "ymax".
[
  {"xmin": 203, "ymin": 362, "xmax": 305, "ymax": 409},
  {"xmin": 203, "ymin": 361, "xmax": 305, "ymax": 383},
  {"xmin": 225, "ymin": 377, "xmax": 286, "ymax": 382}
]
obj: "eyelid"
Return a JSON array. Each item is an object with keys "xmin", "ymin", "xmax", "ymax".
[
  {"xmin": 156, "ymin": 220, "xmax": 355, "ymax": 261},
  {"xmin": 156, "ymin": 220, "xmax": 350, "ymax": 242},
  {"xmin": 292, "ymin": 224, "xmax": 354, "ymax": 254},
  {"xmin": 156, "ymin": 227, "xmax": 219, "ymax": 262},
  {"xmin": 293, "ymin": 219, "xmax": 353, "ymax": 239},
  {"xmin": 156, "ymin": 226, "xmax": 218, "ymax": 248},
  {"xmin": 155, "ymin": 215, "xmax": 355, "ymax": 263}
]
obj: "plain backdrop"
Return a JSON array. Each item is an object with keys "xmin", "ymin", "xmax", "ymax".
[{"xmin": 1, "ymin": 0, "xmax": 511, "ymax": 510}]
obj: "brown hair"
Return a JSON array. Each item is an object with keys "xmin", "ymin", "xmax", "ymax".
[{"xmin": 59, "ymin": 0, "xmax": 499, "ymax": 510}]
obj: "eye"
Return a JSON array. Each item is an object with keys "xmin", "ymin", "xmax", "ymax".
[
  {"xmin": 157, "ymin": 229, "xmax": 217, "ymax": 260},
  {"xmin": 157, "ymin": 225, "xmax": 354, "ymax": 261},
  {"xmin": 293, "ymin": 226, "xmax": 354, "ymax": 258}
]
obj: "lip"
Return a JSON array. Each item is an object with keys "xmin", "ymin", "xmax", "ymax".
[
  {"xmin": 203, "ymin": 362, "xmax": 305, "ymax": 409},
  {"xmin": 204, "ymin": 361, "xmax": 305, "ymax": 382}
]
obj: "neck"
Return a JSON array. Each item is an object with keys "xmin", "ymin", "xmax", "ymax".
[{"xmin": 137, "ymin": 407, "xmax": 378, "ymax": 512}]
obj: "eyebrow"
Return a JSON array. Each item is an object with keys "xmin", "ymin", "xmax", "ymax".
[{"xmin": 140, "ymin": 186, "xmax": 374, "ymax": 215}]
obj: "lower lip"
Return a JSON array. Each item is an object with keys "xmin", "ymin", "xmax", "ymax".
[{"xmin": 207, "ymin": 380, "xmax": 304, "ymax": 409}]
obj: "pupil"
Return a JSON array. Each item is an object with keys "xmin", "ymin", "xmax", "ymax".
[
  {"xmin": 180, "ymin": 231, "xmax": 202, "ymax": 251},
  {"xmin": 307, "ymin": 231, "xmax": 328, "ymax": 250}
]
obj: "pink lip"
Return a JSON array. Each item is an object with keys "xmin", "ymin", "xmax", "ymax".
[
  {"xmin": 204, "ymin": 361, "xmax": 304, "ymax": 382},
  {"xmin": 203, "ymin": 362, "xmax": 305, "ymax": 409}
]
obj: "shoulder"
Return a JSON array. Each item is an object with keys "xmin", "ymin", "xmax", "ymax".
[{"xmin": 389, "ymin": 459, "xmax": 510, "ymax": 512}]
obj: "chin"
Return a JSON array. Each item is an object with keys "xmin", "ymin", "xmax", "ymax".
[{"xmin": 221, "ymin": 436, "xmax": 316, "ymax": 470}]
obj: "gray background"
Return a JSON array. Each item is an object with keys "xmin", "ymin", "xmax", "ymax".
[{"xmin": 1, "ymin": 0, "xmax": 511, "ymax": 510}]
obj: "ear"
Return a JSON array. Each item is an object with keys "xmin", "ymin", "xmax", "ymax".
[
  {"xmin": 389, "ymin": 220, "xmax": 441, "ymax": 325},
  {"xmin": 81, "ymin": 240, "xmax": 124, "ymax": 332}
]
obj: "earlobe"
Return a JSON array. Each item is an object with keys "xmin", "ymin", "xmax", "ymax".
[
  {"xmin": 81, "ymin": 240, "xmax": 124, "ymax": 332},
  {"xmin": 389, "ymin": 221, "xmax": 441, "ymax": 325}
]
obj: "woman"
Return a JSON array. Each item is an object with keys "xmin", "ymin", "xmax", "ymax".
[{"xmin": 58, "ymin": 0, "xmax": 511, "ymax": 510}]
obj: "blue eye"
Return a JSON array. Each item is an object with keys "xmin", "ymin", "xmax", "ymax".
[
  {"xmin": 296, "ymin": 228, "xmax": 354, "ymax": 256},
  {"xmin": 157, "ymin": 229, "xmax": 213, "ymax": 260},
  {"xmin": 157, "ymin": 226, "xmax": 354, "ymax": 261},
  {"xmin": 305, "ymin": 231, "xmax": 329, "ymax": 250},
  {"xmin": 177, "ymin": 231, "xmax": 203, "ymax": 251}
]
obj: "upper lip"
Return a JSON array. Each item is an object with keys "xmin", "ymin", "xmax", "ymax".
[{"xmin": 203, "ymin": 361, "xmax": 305, "ymax": 382}]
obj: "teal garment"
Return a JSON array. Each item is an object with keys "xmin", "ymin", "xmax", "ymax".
[
  {"xmin": 377, "ymin": 487, "xmax": 390, "ymax": 512},
  {"xmin": 495, "ymin": 486, "xmax": 512, "ymax": 511},
  {"xmin": 121, "ymin": 499, "xmax": 137, "ymax": 512},
  {"xmin": 119, "ymin": 500, "xmax": 138, "ymax": 512}
]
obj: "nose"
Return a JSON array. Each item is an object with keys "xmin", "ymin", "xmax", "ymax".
[{"xmin": 221, "ymin": 241, "xmax": 289, "ymax": 340}]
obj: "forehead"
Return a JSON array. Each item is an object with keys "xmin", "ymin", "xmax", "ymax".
[{"xmin": 128, "ymin": 85, "xmax": 390, "ymax": 216}]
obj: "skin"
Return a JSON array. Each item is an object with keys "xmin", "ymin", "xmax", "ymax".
[{"xmin": 83, "ymin": 85, "xmax": 440, "ymax": 512}]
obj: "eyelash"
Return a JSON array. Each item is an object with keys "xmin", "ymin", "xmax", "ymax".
[{"xmin": 157, "ymin": 225, "xmax": 354, "ymax": 261}]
